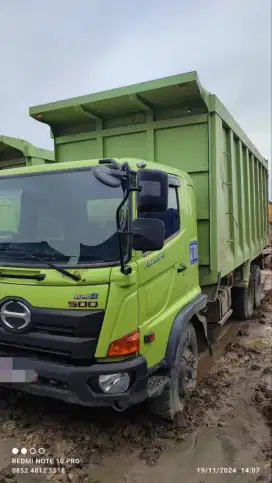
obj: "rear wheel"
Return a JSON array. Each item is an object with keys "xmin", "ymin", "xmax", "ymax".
[
  {"xmin": 251, "ymin": 265, "xmax": 262, "ymax": 308},
  {"xmin": 232, "ymin": 274, "xmax": 254, "ymax": 320},
  {"xmin": 148, "ymin": 323, "xmax": 198, "ymax": 421}
]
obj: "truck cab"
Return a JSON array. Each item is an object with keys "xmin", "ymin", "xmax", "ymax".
[{"xmin": 0, "ymin": 158, "xmax": 206, "ymax": 419}]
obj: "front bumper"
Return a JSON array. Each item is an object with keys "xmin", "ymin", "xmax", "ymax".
[{"xmin": 0, "ymin": 355, "xmax": 149, "ymax": 408}]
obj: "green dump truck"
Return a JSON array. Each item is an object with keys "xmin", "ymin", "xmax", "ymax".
[
  {"xmin": 0, "ymin": 72, "xmax": 269, "ymax": 420},
  {"xmin": 0, "ymin": 135, "xmax": 54, "ymax": 170},
  {"xmin": 0, "ymin": 136, "xmax": 54, "ymax": 236}
]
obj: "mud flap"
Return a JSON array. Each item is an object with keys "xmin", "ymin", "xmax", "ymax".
[{"xmin": 195, "ymin": 312, "xmax": 213, "ymax": 356}]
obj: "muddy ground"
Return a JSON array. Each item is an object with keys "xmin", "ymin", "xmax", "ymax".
[{"xmin": 0, "ymin": 271, "xmax": 271, "ymax": 483}]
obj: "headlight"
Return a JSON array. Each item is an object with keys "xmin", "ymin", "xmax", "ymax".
[{"xmin": 98, "ymin": 373, "xmax": 130, "ymax": 394}]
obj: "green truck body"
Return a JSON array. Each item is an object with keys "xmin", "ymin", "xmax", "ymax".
[
  {"xmin": 0, "ymin": 72, "xmax": 269, "ymax": 420},
  {"xmin": 30, "ymin": 71, "xmax": 269, "ymax": 288}
]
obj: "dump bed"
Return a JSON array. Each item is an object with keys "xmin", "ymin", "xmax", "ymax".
[
  {"xmin": 0, "ymin": 135, "xmax": 54, "ymax": 170},
  {"xmin": 29, "ymin": 71, "xmax": 269, "ymax": 286}
]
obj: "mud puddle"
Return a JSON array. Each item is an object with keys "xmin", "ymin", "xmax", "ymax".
[{"xmin": 198, "ymin": 320, "xmax": 242, "ymax": 383}]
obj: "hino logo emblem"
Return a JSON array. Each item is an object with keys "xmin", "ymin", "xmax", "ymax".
[{"xmin": 0, "ymin": 301, "xmax": 31, "ymax": 331}]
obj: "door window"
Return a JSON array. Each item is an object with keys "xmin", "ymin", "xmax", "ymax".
[{"xmin": 140, "ymin": 185, "xmax": 180, "ymax": 240}]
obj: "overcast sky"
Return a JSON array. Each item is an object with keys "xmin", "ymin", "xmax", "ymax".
[{"xmin": 0, "ymin": 0, "xmax": 271, "ymax": 197}]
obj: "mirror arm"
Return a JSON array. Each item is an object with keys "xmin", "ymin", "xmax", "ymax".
[
  {"xmin": 116, "ymin": 185, "xmax": 141, "ymax": 275},
  {"xmin": 98, "ymin": 158, "xmax": 121, "ymax": 170},
  {"xmin": 116, "ymin": 190, "xmax": 130, "ymax": 275}
]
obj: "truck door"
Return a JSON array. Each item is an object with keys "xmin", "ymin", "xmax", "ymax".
[{"xmin": 136, "ymin": 176, "xmax": 188, "ymax": 367}]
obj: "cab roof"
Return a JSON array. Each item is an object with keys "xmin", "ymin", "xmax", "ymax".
[{"xmin": 0, "ymin": 157, "xmax": 190, "ymax": 183}]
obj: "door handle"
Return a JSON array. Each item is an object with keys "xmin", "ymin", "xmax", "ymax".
[{"xmin": 177, "ymin": 264, "xmax": 187, "ymax": 273}]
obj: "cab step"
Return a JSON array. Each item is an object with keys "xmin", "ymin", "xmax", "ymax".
[{"xmin": 148, "ymin": 375, "xmax": 169, "ymax": 398}]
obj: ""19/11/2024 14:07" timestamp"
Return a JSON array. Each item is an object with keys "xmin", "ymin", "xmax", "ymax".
[{"xmin": 197, "ymin": 467, "xmax": 260, "ymax": 474}]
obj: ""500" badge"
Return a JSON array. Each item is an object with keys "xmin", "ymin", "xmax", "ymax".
[{"xmin": 68, "ymin": 301, "xmax": 98, "ymax": 308}]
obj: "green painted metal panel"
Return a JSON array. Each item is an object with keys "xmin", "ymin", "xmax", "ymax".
[
  {"xmin": 57, "ymin": 138, "xmax": 100, "ymax": 162},
  {"xmin": 29, "ymin": 72, "xmax": 269, "ymax": 286},
  {"xmin": 104, "ymin": 132, "xmax": 147, "ymax": 159},
  {"xmin": 153, "ymin": 122, "xmax": 209, "ymax": 171}
]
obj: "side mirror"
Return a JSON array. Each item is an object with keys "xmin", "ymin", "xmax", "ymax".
[
  {"xmin": 92, "ymin": 164, "xmax": 123, "ymax": 188},
  {"xmin": 132, "ymin": 218, "xmax": 165, "ymax": 252},
  {"xmin": 136, "ymin": 169, "xmax": 168, "ymax": 213}
]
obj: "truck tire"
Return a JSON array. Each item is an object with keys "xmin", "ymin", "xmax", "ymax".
[
  {"xmin": 148, "ymin": 323, "xmax": 198, "ymax": 421},
  {"xmin": 251, "ymin": 265, "xmax": 261, "ymax": 308},
  {"xmin": 231, "ymin": 275, "xmax": 254, "ymax": 320}
]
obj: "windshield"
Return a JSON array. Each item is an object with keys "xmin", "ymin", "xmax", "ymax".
[{"xmin": 0, "ymin": 168, "xmax": 129, "ymax": 266}]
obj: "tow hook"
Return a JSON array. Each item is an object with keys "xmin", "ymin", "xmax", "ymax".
[{"xmin": 112, "ymin": 402, "xmax": 128, "ymax": 412}]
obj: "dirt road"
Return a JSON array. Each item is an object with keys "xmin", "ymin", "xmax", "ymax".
[{"xmin": 0, "ymin": 272, "xmax": 271, "ymax": 483}]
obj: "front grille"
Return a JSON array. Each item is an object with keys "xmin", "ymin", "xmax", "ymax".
[
  {"xmin": 0, "ymin": 340, "xmax": 71, "ymax": 364},
  {"xmin": 32, "ymin": 324, "xmax": 82, "ymax": 338},
  {"xmin": 0, "ymin": 300, "xmax": 105, "ymax": 365},
  {"xmin": 29, "ymin": 307, "xmax": 104, "ymax": 338}
]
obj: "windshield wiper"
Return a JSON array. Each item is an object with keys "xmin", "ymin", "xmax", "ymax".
[
  {"xmin": 0, "ymin": 243, "xmax": 81, "ymax": 282},
  {"xmin": 0, "ymin": 249, "xmax": 81, "ymax": 282},
  {"xmin": 20, "ymin": 254, "xmax": 81, "ymax": 282}
]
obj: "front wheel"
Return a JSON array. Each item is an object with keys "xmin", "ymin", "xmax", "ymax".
[{"xmin": 148, "ymin": 323, "xmax": 198, "ymax": 421}]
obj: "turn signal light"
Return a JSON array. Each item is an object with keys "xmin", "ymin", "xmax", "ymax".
[{"xmin": 107, "ymin": 329, "xmax": 140, "ymax": 357}]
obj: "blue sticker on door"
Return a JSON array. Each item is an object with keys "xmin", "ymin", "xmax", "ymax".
[{"xmin": 190, "ymin": 241, "xmax": 198, "ymax": 264}]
